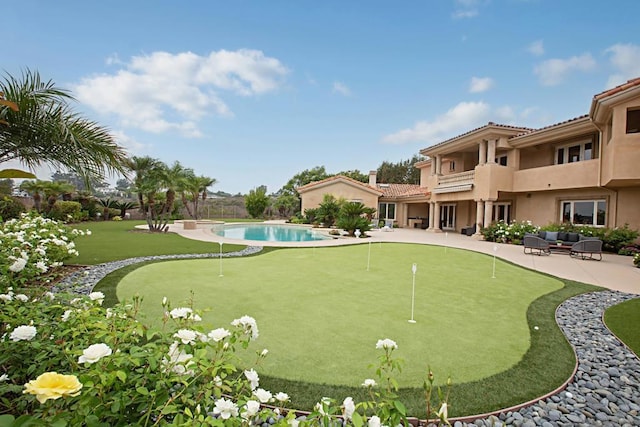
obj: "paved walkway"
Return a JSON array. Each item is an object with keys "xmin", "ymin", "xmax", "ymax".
[{"xmin": 168, "ymin": 223, "xmax": 640, "ymax": 295}]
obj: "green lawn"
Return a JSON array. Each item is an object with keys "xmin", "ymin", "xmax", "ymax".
[
  {"xmin": 604, "ymin": 298, "xmax": 640, "ymax": 356},
  {"xmin": 70, "ymin": 220, "xmax": 246, "ymax": 265},
  {"xmin": 107, "ymin": 243, "xmax": 601, "ymax": 417}
]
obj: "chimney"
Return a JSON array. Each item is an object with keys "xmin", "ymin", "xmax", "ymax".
[{"xmin": 369, "ymin": 170, "xmax": 377, "ymax": 187}]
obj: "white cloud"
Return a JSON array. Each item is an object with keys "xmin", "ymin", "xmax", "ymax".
[
  {"xmin": 74, "ymin": 49, "xmax": 289, "ymax": 137},
  {"xmin": 452, "ymin": 0, "xmax": 480, "ymax": 19},
  {"xmin": 110, "ymin": 130, "xmax": 151, "ymax": 154},
  {"xmin": 469, "ymin": 77, "xmax": 494, "ymax": 93},
  {"xmin": 533, "ymin": 53, "xmax": 596, "ymax": 86},
  {"xmin": 332, "ymin": 81, "xmax": 352, "ymax": 96},
  {"xmin": 605, "ymin": 43, "xmax": 640, "ymax": 88},
  {"xmin": 382, "ymin": 101, "xmax": 491, "ymax": 145},
  {"xmin": 528, "ymin": 40, "xmax": 544, "ymax": 56}
]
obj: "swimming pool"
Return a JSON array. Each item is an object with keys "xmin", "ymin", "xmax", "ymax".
[{"xmin": 213, "ymin": 223, "xmax": 331, "ymax": 242}]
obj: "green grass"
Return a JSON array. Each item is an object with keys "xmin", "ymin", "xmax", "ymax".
[
  {"xmin": 100, "ymin": 243, "xmax": 602, "ymax": 417},
  {"xmin": 604, "ymin": 298, "xmax": 640, "ymax": 356},
  {"xmin": 70, "ymin": 220, "xmax": 246, "ymax": 265}
]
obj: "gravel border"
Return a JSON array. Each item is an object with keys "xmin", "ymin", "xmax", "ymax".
[{"xmin": 54, "ymin": 251, "xmax": 639, "ymax": 426}]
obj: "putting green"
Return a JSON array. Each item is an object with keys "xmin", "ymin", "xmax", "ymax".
[{"xmin": 117, "ymin": 243, "xmax": 562, "ymax": 387}]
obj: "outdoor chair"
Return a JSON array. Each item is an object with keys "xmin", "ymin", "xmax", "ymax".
[
  {"xmin": 523, "ymin": 235, "xmax": 550, "ymax": 255},
  {"xmin": 381, "ymin": 219, "xmax": 394, "ymax": 232},
  {"xmin": 570, "ymin": 239, "xmax": 603, "ymax": 261}
]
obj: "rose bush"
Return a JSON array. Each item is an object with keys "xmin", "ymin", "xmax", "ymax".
[
  {"xmin": 1, "ymin": 288, "xmax": 450, "ymax": 426},
  {"xmin": 0, "ymin": 213, "xmax": 89, "ymax": 291}
]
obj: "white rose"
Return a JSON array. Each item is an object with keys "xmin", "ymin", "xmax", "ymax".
[
  {"xmin": 9, "ymin": 325, "xmax": 37, "ymax": 341},
  {"xmin": 173, "ymin": 329, "xmax": 197, "ymax": 345},
  {"xmin": 78, "ymin": 343, "xmax": 112, "ymax": 364}
]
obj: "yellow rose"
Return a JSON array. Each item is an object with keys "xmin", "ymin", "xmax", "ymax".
[{"xmin": 23, "ymin": 372, "xmax": 82, "ymax": 403}]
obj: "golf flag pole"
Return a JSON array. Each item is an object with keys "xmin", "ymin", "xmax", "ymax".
[
  {"xmin": 219, "ymin": 242, "xmax": 224, "ymax": 277},
  {"xmin": 367, "ymin": 241, "xmax": 371, "ymax": 271},
  {"xmin": 409, "ymin": 263, "xmax": 417, "ymax": 323}
]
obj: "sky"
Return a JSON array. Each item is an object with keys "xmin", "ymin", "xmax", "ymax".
[{"xmin": 3, "ymin": 0, "xmax": 640, "ymax": 194}]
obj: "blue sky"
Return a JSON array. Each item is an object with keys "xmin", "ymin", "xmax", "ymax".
[{"xmin": 3, "ymin": 1, "xmax": 640, "ymax": 194}]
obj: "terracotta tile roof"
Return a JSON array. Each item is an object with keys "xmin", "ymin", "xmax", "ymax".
[
  {"xmin": 423, "ymin": 122, "xmax": 534, "ymax": 151},
  {"xmin": 377, "ymin": 183, "xmax": 429, "ymax": 198},
  {"xmin": 296, "ymin": 175, "xmax": 382, "ymax": 195},
  {"xmin": 593, "ymin": 77, "xmax": 640, "ymax": 101},
  {"xmin": 511, "ymin": 114, "xmax": 590, "ymax": 138}
]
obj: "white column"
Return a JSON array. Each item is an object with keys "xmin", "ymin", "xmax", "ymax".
[
  {"xmin": 475, "ymin": 200, "xmax": 484, "ymax": 233},
  {"xmin": 434, "ymin": 202, "xmax": 441, "ymax": 230},
  {"xmin": 479, "ymin": 140, "xmax": 487, "ymax": 165},
  {"xmin": 484, "ymin": 200, "xmax": 494, "ymax": 228},
  {"xmin": 435, "ymin": 154, "xmax": 442, "ymax": 175},
  {"xmin": 428, "ymin": 202, "xmax": 435, "ymax": 229},
  {"xmin": 487, "ymin": 139, "xmax": 497, "ymax": 164}
]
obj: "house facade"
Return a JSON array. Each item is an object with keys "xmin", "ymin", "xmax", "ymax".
[
  {"xmin": 297, "ymin": 173, "xmax": 430, "ymax": 228},
  {"xmin": 298, "ymin": 78, "xmax": 640, "ymax": 232},
  {"xmin": 418, "ymin": 77, "xmax": 640, "ymax": 235}
]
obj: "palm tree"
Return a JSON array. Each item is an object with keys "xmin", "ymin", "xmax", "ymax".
[
  {"xmin": 19, "ymin": 179, "xmax": 47, "ymax": 212},
  {"xmin": 0, "ymin": 69, "xmax": 127, "ymax": 185},
  {"xmin": 41, "ymin": 181, "xmax": 74, "ymax": 213},
  {"xmin": 180, "ymin": 175, "xmax": 217, "ymax": 219},
  {"xmin": 124, "ymin": 156, "xmax": 162, "ymax": 213}
]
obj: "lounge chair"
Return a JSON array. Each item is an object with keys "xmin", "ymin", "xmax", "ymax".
[
  {"xmin": 523, "ymin": 235, "xmax": 550, "ymax": 255},
  {"xmin": 570, "ymin": 239, "xmax": 603, "ymax": 261}
]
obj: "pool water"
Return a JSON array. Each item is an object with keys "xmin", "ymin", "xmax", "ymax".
[{"xmin": 214, "ymin": 224, "xmax": 330, "ymax": 242}]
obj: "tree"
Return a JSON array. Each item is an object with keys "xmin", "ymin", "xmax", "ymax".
[
  {"xmin": 180, "ymin": 174, "xmax": 217, "ymax": 219},
  {"xmin": 336, "ymin": 202, "xmax": 372, "ymax": 236},
  {"xmin": 51, "ymin": 170, "xmax": 106, "ymax": 193},
  {"xmin": 19, "ymin": 179, "xmax": 47, "ymax": 212},
  {"xmin": 280, "ymin": 166, "xmax": 330, "ymax": 196},
  {"xmin": 316, "ymin": 194, "xmax": 342, "ymax": 227},
  {"xmin": 41, "ymin": 181, "xmax": 75, "ymax": 213},
  {"xmin": 0, "ymin": 178, "xmax": 13, "ymax": 195},
  {"xmin": 245, "ymin": 186, "xmax": 269, "ymax": 218},
  {"xmin": 0, "ymin": 69, "xmax": 127, "ymax": 185},
  {"xmin": 274, "ymin": 192, "xmax": 299, "ymax": 218},
  {"xmin": 376, "ymin": 155, "xmax": 424, "ymax": 184},
  {"xmin": 337, "ymin": 169, "xmax": 368, "ymax": 183},
  {"xmin": 125, "ymin": 156, "xmax": 163, "ymax": 214}
]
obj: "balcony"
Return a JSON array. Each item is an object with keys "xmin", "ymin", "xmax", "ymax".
[
  {"xmin": 434, "ymin": 170, "xmax": 475, "ymax": 194},
  {"xmin": 513, "ymin": 160, "xmax": 599, "ymax": 192}
]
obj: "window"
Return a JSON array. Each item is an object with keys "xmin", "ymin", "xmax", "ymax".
[
  {"xmin": 555, "ymin": 140, "xmax": 595, "ymax": 164},
  {"xmin": 495, "ymin": 155, "xmax": 508, "ymax": 166},
  {"xmin": 561, "ymin": 200, "xmax": 606, "ymax": 226},
  {"xmin": 449, "ymin": 161, "xmax": 456, "ymax": 172},
  {"xmin": 439, "ymin": 204, "xmax": 456, "ymax": 230},
  {"xmin": 492, "ymin": 202, "xmax": 511, "ymax": 223},
  {"xmin": 378, "ymin": 202, "xmax": 396, "ymax": 220},
  {"xmin": 627, "ymin": 108, "xmax": 640, "ymax": 134}
]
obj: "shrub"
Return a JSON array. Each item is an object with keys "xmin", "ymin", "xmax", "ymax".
[
  {"xmin": 0, "ymin": 291, "xmax": 449, "ymax": 426},
  {"xmin": 603, "ymin": 224, "xmax": 639, "ymax": 253},
  {"xmin": 336, "ymin": 202, "xmax": 371, "ymax": 236},
  {"xmin": 482, "ymin": 220, "xmax": 539, "ymax": 243},
  {"xmin": 0, "ymin": 213, "xmax": 89, "ymax": 291},
  {"xmin": 0, "ymin": 196, "xmax": 26, "ymax": 221},
  {"xmin": 44, "ymin": 201, "xmax": 82, "ymax": 222},
  {"xmin": 634, "ymin": 253, "xmax": 640, "ymax": 267},
  {"xmin": 111, "ymin": 215, "xmax": 123, "ymax": 221}
]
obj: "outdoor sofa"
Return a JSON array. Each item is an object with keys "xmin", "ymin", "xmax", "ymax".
[{"xmin": 523, "ymin": 231, "xmax": 603, "ymax": 260}]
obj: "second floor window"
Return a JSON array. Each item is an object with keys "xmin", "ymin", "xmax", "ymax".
[
  {"xmin": 555, "ymin": 140, "xmax": 593, "ymax": 164},
  {"xmin": 627, "ymin": 108, "xmax": 640, "ymax": 134}
]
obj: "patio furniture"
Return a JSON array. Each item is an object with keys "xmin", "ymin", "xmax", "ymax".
[
  {"xmin": 461, "ymin": 224, "xmax": 476, "ymax": 236},
  {"xmin": 523, "ymin": 235, "xmax": 550, "ymax": 255},
  {"xmin": 570, "ymin": 239, "xmax": 603, "ymax": 261}
]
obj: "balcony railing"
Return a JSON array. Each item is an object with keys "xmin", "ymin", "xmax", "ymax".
[{"xmin": 434, "ymin": 170, "xmax": 475, "ymax": 194}]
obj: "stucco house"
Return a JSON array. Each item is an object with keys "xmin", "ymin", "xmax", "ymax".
[
  {"xmin": 296, "ymin": 173, "xmax": 430, "ymax": 228},
  {"xmin": 298, "ymin": 77, "xmax": 640, "ymax": 232}
]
